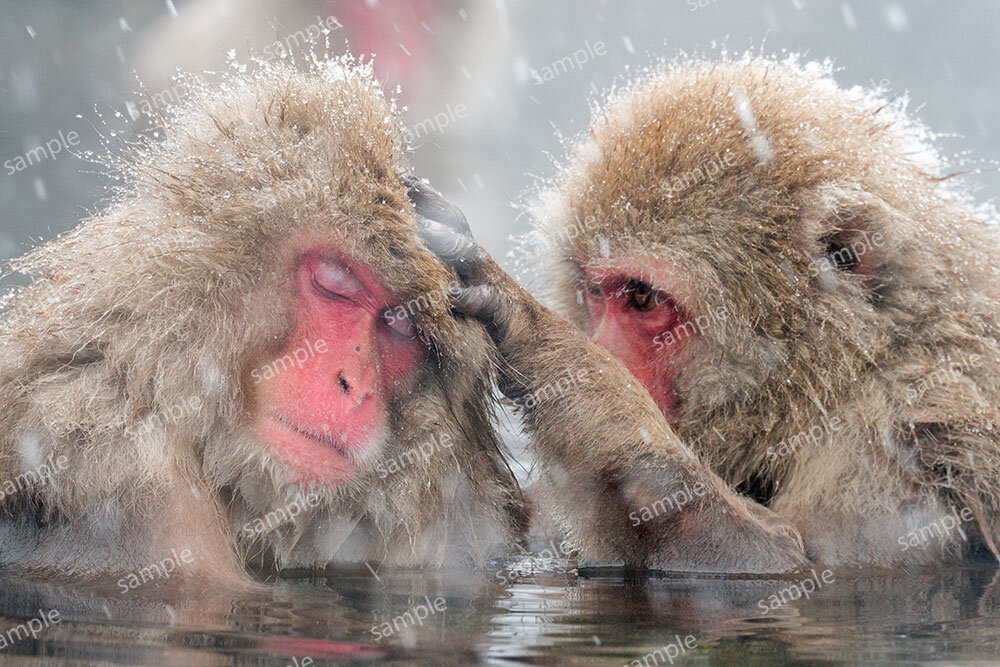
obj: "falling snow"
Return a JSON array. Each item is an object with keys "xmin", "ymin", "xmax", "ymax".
[
  {"xmin": 32, "ymin": 178, "xmax": 47, "ymax": 200},
  {"xmin": 840, "ymin": 4, "xmax": 857, "ymax": 30},
  {"xmin": 733, "ymin": 87, "xmax": 774, "ymax": 164},
  {"xmin": 884, "ymin": 4, "xmax": 909, "ymax": 31}
]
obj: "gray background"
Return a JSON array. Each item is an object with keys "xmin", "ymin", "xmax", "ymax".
[{"xmin": 1, "ymin": 0, "xmax": 997, "ymax": 271}]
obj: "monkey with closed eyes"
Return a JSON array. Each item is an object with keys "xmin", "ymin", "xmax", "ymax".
[{"xmin": 0, "ymin": 57, "xmax": 526, "ymax": 582}]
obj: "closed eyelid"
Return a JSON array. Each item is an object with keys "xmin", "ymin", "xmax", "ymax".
[
  {"xmin": 314, "ymin": 258, "xmax": 364, "ymax": 295},
  {"xmin": 311, "ymin": 276, "xmax": 362, "ymax": 307}
]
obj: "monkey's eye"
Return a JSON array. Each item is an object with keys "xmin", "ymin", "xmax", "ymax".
[
  {"xmin": 313, "ymin": 258, "xmax": 363, "ymax": 299},
  {"xmin": 384, "ymin": 308, "xmax": 418, "ymax": 341},
  {"xmin": 586, "ymin": 282, "xmax": 603, "ymax": 298},
  {"xmin": 626, "ymin": 281, "xmax": 667, "ymax": 313}
]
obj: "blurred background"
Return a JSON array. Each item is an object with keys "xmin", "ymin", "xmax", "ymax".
[{"xmin": 1, "ymin": 0, "xmax": 998, "ymax": 274}]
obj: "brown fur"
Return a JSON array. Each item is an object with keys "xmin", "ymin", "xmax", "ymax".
[
  {"xmin": 0, "ymin": 57, "xmax": 523, "ymax": 580},
  {"xmin": 531, "ymin": 54, "xmax": 1000, "ymax": 566}
]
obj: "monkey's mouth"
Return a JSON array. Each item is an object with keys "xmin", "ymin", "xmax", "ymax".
[
  {"xmin": 259, "ymin": 413, "xmax": 368, "ymax": 485},
  {"xmin": 273, "ymin": 414, "xmax": 350, "ymax": 454}
]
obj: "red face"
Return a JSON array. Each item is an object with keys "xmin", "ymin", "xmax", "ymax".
[
  {"xmin": 583, "ymin": 265, "xmax": 689, "ymax": 421},
  {"xmin": 254, "ymin": 251, "xmax": 426, "ymax": 485}
]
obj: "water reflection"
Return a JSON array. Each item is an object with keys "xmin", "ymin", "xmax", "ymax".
[{"xmin": 0, "ymin": 562, "xmax": 999, "ymax": 664}]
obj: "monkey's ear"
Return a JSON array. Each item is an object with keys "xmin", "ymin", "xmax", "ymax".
[
  {"xmin": 817, "ymin": 228, "xmax": 879, "ymax": 276},
  {"xmin": 806, "ymin": 187, "xmax": 896, "ymax": 286}
]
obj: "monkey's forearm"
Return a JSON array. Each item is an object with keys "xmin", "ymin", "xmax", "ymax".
[
  {"xmin": 487, "ymin": 278, "xmax": 681, "ymax": 460},
  {"xmin": 486, "ymin": 281, "xmax": 808, "ymax": 571},
  {"xmin": 415, "ymin": 186, "xmax": 807, "ymax": 571}
]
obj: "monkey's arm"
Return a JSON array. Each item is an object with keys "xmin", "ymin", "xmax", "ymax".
[{"xmin": 409, "ymin": 184, "xmax": 806, "ymax": 573}]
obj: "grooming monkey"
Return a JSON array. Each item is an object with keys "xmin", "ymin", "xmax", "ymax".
[
  {"xmin": 421, "ymin": 55, "xmax": 1000, "ymax": 570},
  {"xmin": 0, "ymin": 58, "xmax": 525, "ymax": 581}
]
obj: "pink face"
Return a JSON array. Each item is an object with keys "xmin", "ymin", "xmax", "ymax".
[
  {"xmin": 583, "ymin": 265, "xmax": 689, "ymax": 420},
  {"xmin": 254, "ymin": 251, "xmax": 426, "ymax": 485}
]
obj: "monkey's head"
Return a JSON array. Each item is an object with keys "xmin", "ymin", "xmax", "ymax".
[
  {"xmin": 535, "ymin": 55, "xmax": 1000, "ymax": 485},
  {"xmin": 1, "ymin": 57, "xmax": 521, "ymax": 568}
]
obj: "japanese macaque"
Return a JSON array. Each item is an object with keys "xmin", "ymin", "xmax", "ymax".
[
  {"xmin": 421, "ymin": 55, "xmax": 1000, "ymax": 571},
  {"xmin": 0, "ymin": 58, "xmax": 525, "ymax": 582}
]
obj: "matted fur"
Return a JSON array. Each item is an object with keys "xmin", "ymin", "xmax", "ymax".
[
  {"xmin": 533, "ymin": 54, "xmax": 1000, "ymax": 565},
  {"xmin": 0, "ymin": 57, "xmax": 522, "ymax": 578}
]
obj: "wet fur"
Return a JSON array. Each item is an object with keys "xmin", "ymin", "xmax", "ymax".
[
  {"xmin": 534, "ymin": 55, "xmax": 1000, "ymax": 566},
  {"xmin": 0, "ymin": 58, "xmax": 523, "ymax": 580}
]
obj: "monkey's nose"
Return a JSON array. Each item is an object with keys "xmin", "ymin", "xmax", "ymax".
[
  {"xmin": 337, "ymin": 371, "xmax": 373, "ymax": 407},
  {"xmin": 337, "ymin": 372, "xmax": 351, "ymax": 395}
]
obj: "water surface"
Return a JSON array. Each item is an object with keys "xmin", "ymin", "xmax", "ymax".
[{"xmin": 0, "ymin": 562, "xmax": 998, "ymax": 664}]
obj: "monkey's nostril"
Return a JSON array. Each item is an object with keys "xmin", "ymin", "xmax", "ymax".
[{"xmin": 337, "ymin": 372, "xmax": 351, "ymax": 395}]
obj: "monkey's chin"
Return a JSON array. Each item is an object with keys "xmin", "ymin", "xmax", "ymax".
[{"xmin": 257, "ymin": 415, "xmax": 384, "ymax": 486}]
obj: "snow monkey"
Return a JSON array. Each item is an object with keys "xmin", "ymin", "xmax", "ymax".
[
  {"xmin": 0, "ymin": 58, "xmax": 527, "ymax": 582},
  {"xmin": 421, "ymin": 55, "xmax": 1000, "ymax": 571}
]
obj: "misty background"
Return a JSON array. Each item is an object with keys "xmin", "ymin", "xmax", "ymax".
[{"xmin": 1, "ymin": 0, "xmax": 998, "ymax": 276}]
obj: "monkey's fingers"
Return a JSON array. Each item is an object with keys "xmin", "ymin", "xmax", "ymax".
[
  {"xmin": 450, "ymin": 284, "xmax": 505, "ymax": 321},
  {"xmin": 418, "ymin": 218, "xmax": 484, "ymax": 277},
  {"xmin": 402, "ymin": 174, "xmax": 471, "ymax": 235},
  {"xmin": 403, "ymin": 173, "xmax": 502, "ymax": 282}
]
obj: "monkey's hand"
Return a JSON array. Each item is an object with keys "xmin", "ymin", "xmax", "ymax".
[
  {"xmin": 408, "ymin": 176, "xmax": 808, "ymax": 573},
  {"xmin": 405, "ymin": 176, "xmax": 533, "ymax": 370}
]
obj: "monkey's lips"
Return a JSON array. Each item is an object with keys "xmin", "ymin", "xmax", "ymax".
[{"xmin": 259, "ymin": 414, "xmax": 379, "ymax": 485}]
